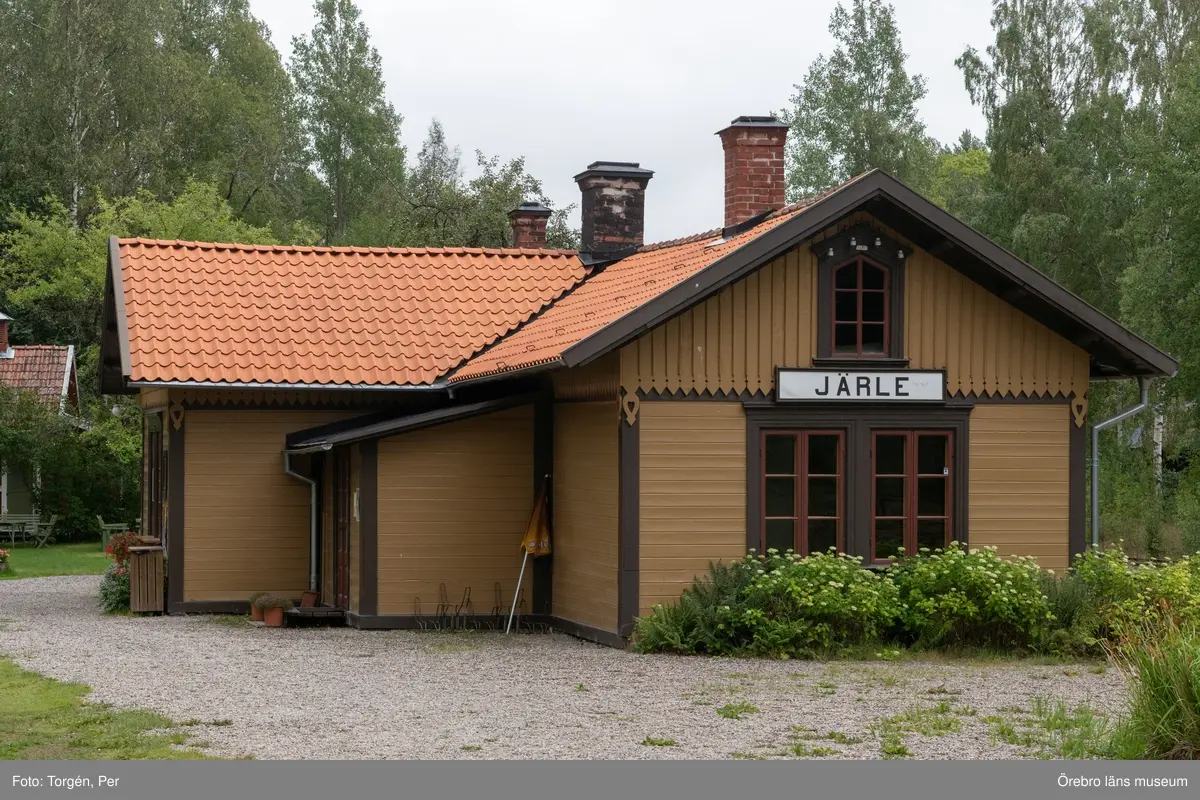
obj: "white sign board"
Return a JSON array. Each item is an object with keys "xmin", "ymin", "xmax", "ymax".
[{"xmin": 777, "ymin": 369, "xmax": 944, "ymax": 402}]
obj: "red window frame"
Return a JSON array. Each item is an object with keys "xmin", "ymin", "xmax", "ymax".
[
  {"xmin": 832, "ymin": 256, "xmax": 890, "ymax": 356},
  {"xmin": 761, "ymin": 430, "xmax": 845, "ymax": 556},
  {"xmin": 870, "ymin": 430, "xmax": 953, "ymax": 563}
]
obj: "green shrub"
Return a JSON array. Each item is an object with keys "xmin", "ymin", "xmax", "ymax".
[
  {"xmin": 1074, "ymin": 546, "xmax": 1200, "ymax": 634},
  {"xmin": 889, "ymin": 544, "xmax": 1052, "ymax": 649},
  {"xmin": 633, "ymin": 549, "xmax": 900, "ymax": 657},
  {"xmin": 1037, "ymin": 570, "xmax": 1102, "ymax": 655},
  {"xmin": 736, "ymin": 550, "xmax": 900, "ymax": 655},
  {"xmin": 632, "ymin": 560, "xmax": 756, "ymax": 656},
  {"xmin": 98, "ymin": 562, "xmax": 130, "ymax": 613},
  {"xmin": 1108, "ymin": 621, "xmax": 1200, "ymax": 759},
  {"xmin": 1174, "ymin": 470, "xmax": 1200, "ymax": 555}
]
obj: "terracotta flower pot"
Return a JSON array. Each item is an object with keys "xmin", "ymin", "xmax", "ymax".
[
  {"xmin": 250, "ymin": 604, "xmax": 264, "ymax": 622},
  {"xmin": 263, "ymin": 607, "xmax": 284, "ymax": 627},
  {"xmin": 300, "ymin": 590, "xmax": 318, "ymax": 608}
]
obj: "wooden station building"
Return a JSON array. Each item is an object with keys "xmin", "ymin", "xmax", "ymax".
[{"xmin": 99, "ymin": 115, "xmax": 1176, "ymax": 646}]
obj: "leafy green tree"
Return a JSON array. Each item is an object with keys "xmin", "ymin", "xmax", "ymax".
[
  {"xmin": 346, "ymin": 120, "xmax": 579, "ymax": 249},
  {"xmin": 929, "ymin": 146, "xmax": 990, "ymax": 222},
  {"xmin": 0, "ymin": 182, "xmax": 282, "ymax": 407},
  {"xmin": 780, "ymin": 0, "xmax": 937, "ymax": 198},
  {"xmin": 0, "ymin": 385, "xmax": 140, "ymax": 539},
  {"xmin": 289, "ymin": 0, "xmax": 405, "ymax": 243},
  {"xmin": 163, "ymin": 0, "xmax": 312, "ymax": 236}
]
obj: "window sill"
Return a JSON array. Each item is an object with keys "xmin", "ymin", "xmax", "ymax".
[{"xmin": 812, "ymin": 357, "xmax": 911, "ymax": 370}]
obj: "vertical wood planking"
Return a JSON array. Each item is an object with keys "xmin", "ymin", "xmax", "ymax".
[{"xmin": 618, "ymin": 215, "xmax": 1090, "ymax": 400}]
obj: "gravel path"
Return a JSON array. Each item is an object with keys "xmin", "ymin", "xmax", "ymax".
[{"xmin": 1, "ymin": 576, "xmax": 1128, "ymax": 760}]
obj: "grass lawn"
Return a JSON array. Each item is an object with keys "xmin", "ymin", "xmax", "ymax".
[
  {"xmin": 0, "ymin": 542, "xmax": 108, "ymax": 580},
  {"xmin": 0, "ymin": 659, "xmax": 215, "ymax": 759}
]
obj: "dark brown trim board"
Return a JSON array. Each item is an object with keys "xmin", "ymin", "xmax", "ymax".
[
  {"xmin": 617, "ymin": 410, "xmax": 640, "ymax": 637},
  {"xmin": 1070, "ymin": 404, "xmax": 1087, "ymax": 564},
  {"xmin": 745, "ymin": 405, "xmax": 969, "ymax": 561},
  {"xmin": 550, "ymin": 616, "xmax": 627, "ymax": 649},
  {"xmin": 166, "ymin": 419, "xmax": 185, "ymax": 613},
  {"xmin": 561, "ymin": 170, "xmax": 1175, "ymax": 379},
  {"xmin": 99, "ymin": 235, "xmax": 134, "ymax": 395},
  {"xmin": 358, "ymin": 440, "xmax": 379, "ymax": 617},
  {"xmin": 532, "ymin": 393, "xmax": 553, "ymax": 615},
  {"xmin": 286, "ymin": 391, "xmax": 542, "ymax": 450}
]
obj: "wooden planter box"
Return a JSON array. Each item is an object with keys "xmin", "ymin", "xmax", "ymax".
[{"xmin": 129, "ymin": 545, "xmax": 165, "ymax": 613}]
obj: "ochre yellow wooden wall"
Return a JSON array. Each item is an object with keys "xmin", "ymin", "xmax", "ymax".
[
  {"xmin": 182, "ymin": 409, "xmax": 351, "ymax": 602},
  {"xmin": 375, "ymin": 406, "xmax": 534, "ymax": 616},
  {"xmin": 969, "ymin": 404, "xmax": 1071, "ymax": 571},
  {"xmin": 620, "ymin": 248, "xmax": 817, "ymax": 396},
  {"xmin": 638, "ymin": 401, "xmax": 747, "ymax": 616},
  {"xmin": 906, "ymin": 250, "xmax": 1090, "ymax": 399},
  {"xmin": 552, "ymin": 401, "xmax": 619, "ymax": 632},
  {"xmin": 619, "ymin": 213, "xmax": 1090, "ymax": 401}
]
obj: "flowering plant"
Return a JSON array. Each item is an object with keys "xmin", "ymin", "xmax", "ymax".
[
  {"xmin": 889, "ymin": 543, "xmax": 1051, "ymax": 649},
  {"xmin": 0, "ymin": 548, "xmax": 9, "ymax": 563},
  {"xmin": 105, "ymin": 532, "xmax": 139, "ymax": 565}
]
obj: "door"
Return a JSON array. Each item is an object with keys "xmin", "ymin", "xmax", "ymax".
[
  {"xmin": 871, "ymin": 430, "xmax": 953, "ymax": 563},
  {"xmin": 333, "ymin": 448, "xmax": 351, "ymax": 609}
]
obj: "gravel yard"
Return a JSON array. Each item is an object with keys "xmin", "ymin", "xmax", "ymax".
[{"xmin": 1, "ymin": 576, "xmax": 1128, "ymax": 760}]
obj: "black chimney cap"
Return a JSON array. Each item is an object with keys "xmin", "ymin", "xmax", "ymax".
[
  {"xmin": 573, "ymin": 161, "xmax": 655, "ymax": 183},
  {"xmin": 718, "ymin": 115, "xmax": 790, "ymax": 134},
  {"xmin": 508, "ymin": 201, "xmax": 552, "ymax": 218}
]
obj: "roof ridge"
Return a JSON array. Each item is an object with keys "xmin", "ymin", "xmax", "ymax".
[
  {"xmin": 117, "ymin": 237, "xmax": 580, "ymax": 258},
  {"xmin": 12, "ymin": 344, "xmax": 70, "ymax": 351}
]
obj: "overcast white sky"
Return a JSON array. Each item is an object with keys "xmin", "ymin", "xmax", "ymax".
[{"xmin": 249, "ymin": 0, "xmax": 994, "ymax": 242}]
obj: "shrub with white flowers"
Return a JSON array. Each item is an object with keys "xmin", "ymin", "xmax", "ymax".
[{"xmin": 888, "ymin": 543, "xmax": 1052, "ymax": 649}]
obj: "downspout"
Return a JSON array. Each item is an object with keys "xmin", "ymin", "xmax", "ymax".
[
  {"xmin": 284, "ymin": 445, "xmax": 331, "ymax": 593},
  {"xmin": 1091, "ymin": 377, "xmax": 1150, "ymax": 549}
]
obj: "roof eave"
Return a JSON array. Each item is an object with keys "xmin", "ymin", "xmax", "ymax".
[{"xmin": 559, "ymin": 170, "xmax": 1177, "ymax": 380}]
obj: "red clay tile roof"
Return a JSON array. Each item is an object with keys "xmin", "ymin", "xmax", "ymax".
[
  {"xmin": 0, "ymin": 345, "xmax": 73, "ymax": 405},
  {"xmin": 117, "ymin": 240, "xmax": 587, "ymax": 387},
  {"xmin": 448, "ymin": 179, "xmax": 865, "ymax": 383}
]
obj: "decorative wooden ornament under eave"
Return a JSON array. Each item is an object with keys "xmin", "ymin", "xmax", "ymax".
[
  {"xmin": 1071, "ymin": 394, "xmax": 1088, "ymax": 428},
  {"xmin": 621, "ymin": 392, "xmax": 640, "ymax": 425},
  {"xmin": 168, "ymin": 402, "xmax": 185, "ymax": 430}
]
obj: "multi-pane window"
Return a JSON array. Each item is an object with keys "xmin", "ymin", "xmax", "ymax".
[
  {"xmin": 762, "ymin": 431, "xmax": 844, "ymax": 556},
  {"xmin": 833, "ymin": 258, "xmax": 889, "ymax": 355},
  {"xmin": 871, "ymin": 431, "xmax": 953, "ymax": 562}
]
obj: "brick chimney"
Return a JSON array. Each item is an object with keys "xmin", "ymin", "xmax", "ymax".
[
  {"xmin": 574, "ymin": 161, "xmax": 654, "ymax": 254},
  {"xmin": 0, "ymin": 312, "xmax": 10, "ymax": 356},
  {"xmin": 717, "ymin": 115, "xmax": 789, "ymax": 228},
  {"xmin": 508, "ymin": 202, "xmax": 553, "ymax": 248}
]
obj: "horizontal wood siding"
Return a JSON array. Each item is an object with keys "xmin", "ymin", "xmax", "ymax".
[
  {"xmin": 969, "ymin": 404, "xmax": 1071, "ymax": 571},
  {"xmin": 552, "ymin": 401, "xmax": 619, "ymax": 632},
  {"xmin": 639, "ymin": 401, "xmax": 747, "ymax": 615},
  {"xmin": 376, "ymin": 406, "xmax": 534, "ymax": 616},
  {"xmin": 906, "ymin": 244, "xmax": 1090, "ymax": 399},
  {"xmin": 182, "ymin": 410, "xmax": 350, "ymax": 602}
]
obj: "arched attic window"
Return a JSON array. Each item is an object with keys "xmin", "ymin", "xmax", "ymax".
[
  {"xmin": 833, "ymin": 257, "xmax": 889, "ymax": 355},
  {"xmin": 813, "ymin": 223, "xmax": 907, "ymax": 363}
]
